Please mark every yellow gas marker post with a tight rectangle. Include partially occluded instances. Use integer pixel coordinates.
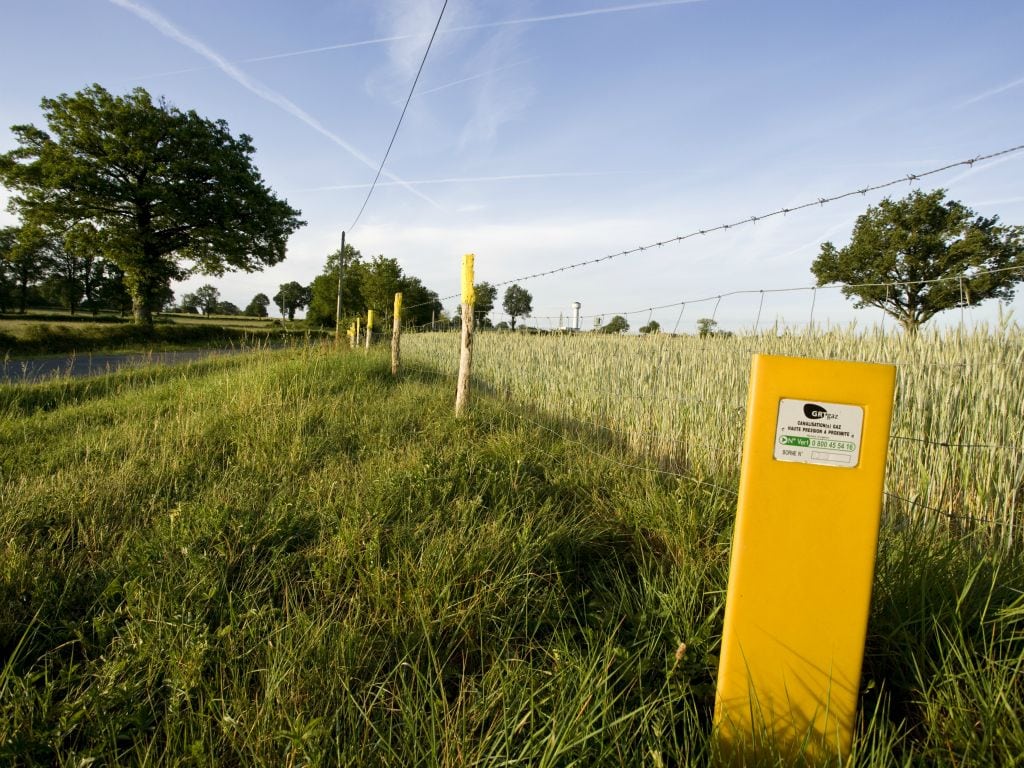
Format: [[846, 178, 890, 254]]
[[713, 354, 896, 763]]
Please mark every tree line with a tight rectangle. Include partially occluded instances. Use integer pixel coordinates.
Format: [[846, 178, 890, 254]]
[[0, 222, 155, 315]]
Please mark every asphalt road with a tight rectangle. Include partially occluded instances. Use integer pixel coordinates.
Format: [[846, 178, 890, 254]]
[[0, 348, 240, 384]]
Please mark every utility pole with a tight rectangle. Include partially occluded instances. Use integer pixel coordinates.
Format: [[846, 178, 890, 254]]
[[334, 231, 346, 345]]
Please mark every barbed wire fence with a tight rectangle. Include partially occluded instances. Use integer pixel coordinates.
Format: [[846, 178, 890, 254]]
[[348, 143, 1024, 545], [395, 342, 1022, 547], [401, 143, 1024, 315]]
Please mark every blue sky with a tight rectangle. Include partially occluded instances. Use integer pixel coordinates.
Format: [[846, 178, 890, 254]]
[[1, 0, 1023, 330]]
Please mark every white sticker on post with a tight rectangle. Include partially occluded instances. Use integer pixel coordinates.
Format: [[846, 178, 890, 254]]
[[774, 399, 864, 468]]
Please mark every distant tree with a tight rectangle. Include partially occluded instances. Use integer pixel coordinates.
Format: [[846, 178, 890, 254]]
[[697, 317, 718, 337], [495, 321, 510, 331], [359, 255, 403, 317], [97, 263, 133, 317], [244, 293, 271, 317], [188, 284, 221, 315], [454, 282, 497, 328], [502, 284, 533, 330], [63, 223, 107, 315], [0, 227, 16, 313], [215, 301, 241, 315], [3, 224, 54, 313], [305, 244, 443, 329], [639, 320, 661, 334], [307, 243, 364, 328], [36, 238, 83, 314], [812, 189, 1024, 333], [274, 281, 309, 320], [178, 293, 201, 314], [475, 282, 497, 326], [601, 315, 629, 334], [0, 84, 303, 326], [398, 274, 442, 327]]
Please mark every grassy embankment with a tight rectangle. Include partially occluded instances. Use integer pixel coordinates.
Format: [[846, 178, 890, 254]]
[[0, 311, 308, 358], [1, 344, 1022, 766]]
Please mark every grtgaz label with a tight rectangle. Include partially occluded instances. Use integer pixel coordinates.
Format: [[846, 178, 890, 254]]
[[773, 399, 864, 468]]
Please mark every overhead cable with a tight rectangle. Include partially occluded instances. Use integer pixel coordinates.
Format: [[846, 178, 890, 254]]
[[347, 0, 449, 233]]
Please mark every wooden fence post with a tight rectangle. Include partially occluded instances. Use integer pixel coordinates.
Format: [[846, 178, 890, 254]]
[[391, 292, 403, 376], [365, 310, 374, 350], [354, 317, 360, 348], [455, 254, 475, 417]]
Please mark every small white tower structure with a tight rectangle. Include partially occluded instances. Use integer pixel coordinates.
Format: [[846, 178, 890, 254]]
[[571, 302, 581, 331]]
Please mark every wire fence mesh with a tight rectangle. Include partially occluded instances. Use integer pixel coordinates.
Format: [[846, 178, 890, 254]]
[[396, 324, 1023, 546]]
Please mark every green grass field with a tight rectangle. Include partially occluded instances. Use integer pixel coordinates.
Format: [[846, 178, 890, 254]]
[[1, 344, 1021, 766]]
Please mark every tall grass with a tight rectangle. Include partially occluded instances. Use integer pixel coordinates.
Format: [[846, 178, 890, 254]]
[[1, 347, 1022, 765], [403, 325, 1024, 544]]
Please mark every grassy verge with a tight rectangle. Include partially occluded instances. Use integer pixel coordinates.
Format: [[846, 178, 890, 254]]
[[0, 319, 308, 358], [1, 349, 1021, 765]]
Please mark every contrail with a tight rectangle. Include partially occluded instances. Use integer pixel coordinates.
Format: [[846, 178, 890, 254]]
[[450, 0, 705, 33], [131, 34, 412, 80], [245, 34, 412, 64], [108, 0, 440, 209], [298, 171, 620, 192], [958, 74, 1024, 108], [134, 0, 704, 75], [409, 59, 535, 101]]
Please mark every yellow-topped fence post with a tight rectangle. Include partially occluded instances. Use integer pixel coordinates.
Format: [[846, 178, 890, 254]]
[[713, 353, 896, 764], [365, 310, 374, 350], [455, 254, 475, 417], [391, 292, 403, 376]]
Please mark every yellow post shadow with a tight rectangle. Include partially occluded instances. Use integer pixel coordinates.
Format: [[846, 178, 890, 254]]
[[713, 354, 896, 763]]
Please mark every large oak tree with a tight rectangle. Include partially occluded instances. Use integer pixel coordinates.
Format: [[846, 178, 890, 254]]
[[0, 85, 304, 325], [812, 189, 1023, 332]]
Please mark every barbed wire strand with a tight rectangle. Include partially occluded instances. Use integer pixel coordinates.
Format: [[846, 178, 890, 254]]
[[398, 356, 1021, 453], [386, 355, 1018, 528], [573, 263, 1024, 321], [404, 143, 1024, 311]]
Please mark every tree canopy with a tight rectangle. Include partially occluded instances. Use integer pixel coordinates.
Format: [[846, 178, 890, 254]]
[[639, 320, 660, 334], [474, 282, 497, 327], [245, 293, 271, 317], [812, 189, 1023, 332], [502, 284, 532, 330], [306, 246, 443, 329], [697, 318, 718, 337], [274, 281, 310, 321], [1, 224, 53, 313], [181, 284, 221, 315], [0, 84, 304, 325], [601, 315, 629, 334]]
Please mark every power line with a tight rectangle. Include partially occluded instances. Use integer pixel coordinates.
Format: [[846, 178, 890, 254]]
[[405, 142, 1024, 310], [347, 0, 449, 233]]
